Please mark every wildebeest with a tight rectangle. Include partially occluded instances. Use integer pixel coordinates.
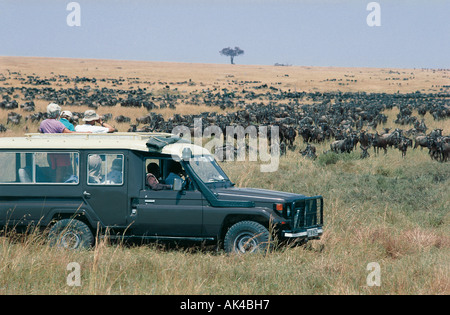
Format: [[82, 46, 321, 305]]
[[214, 144, 242, 161], [372, 130, 401, 154], [20, 101, 35, 112], [115, 115, 131, 123], [440, 142, 450, 162], [414, 135, 430, 150], [330, 138, 353, 154], [7, 112, 22, 125], [397, 136, 413, 158], [300, 144, 317, 160]]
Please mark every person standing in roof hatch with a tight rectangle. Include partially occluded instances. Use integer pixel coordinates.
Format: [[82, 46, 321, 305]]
[[60, 110, 76, 132], [39, 103, 76, 134], [75, 110, 116, 133]]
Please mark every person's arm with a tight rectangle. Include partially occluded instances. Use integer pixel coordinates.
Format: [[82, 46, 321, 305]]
[[64, 128, 91, 134], [147, 174, 172, 190], [98, 119, 116, 133]]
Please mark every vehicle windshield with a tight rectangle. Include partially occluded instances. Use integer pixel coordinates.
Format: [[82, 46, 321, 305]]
[[189, 155, 230, 184]]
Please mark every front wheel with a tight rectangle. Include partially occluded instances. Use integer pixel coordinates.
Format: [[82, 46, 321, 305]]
[[48, 219, 94, 250], [224, 221, 271, 254]]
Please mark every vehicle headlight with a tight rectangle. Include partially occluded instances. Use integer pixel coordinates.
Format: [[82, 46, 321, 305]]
[[286, 205, 292, 217]]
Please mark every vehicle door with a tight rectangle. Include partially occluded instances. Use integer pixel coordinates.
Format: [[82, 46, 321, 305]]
[[82, 153, 128, 227], [131, 158, 204, 237], [0, 151, 82, 226]]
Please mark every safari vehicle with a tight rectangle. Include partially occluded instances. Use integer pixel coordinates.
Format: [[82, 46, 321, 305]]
[[0, 133, 323, 253]]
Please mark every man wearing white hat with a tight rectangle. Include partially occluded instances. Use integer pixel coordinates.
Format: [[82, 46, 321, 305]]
[[75, 110, 115, 133], [39, 103, 75, 134]]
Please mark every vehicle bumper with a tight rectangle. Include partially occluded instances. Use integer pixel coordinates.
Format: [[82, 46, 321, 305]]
[[282, 226, 323, 239]]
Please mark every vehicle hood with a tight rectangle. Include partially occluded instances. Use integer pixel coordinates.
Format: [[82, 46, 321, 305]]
[[212, 187, 306, 204]]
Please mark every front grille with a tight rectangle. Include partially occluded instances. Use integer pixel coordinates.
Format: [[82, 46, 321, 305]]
[[292, 197, 323, 229]]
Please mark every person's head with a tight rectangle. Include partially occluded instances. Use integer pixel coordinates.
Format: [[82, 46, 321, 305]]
[[111, 158, 123, 171], [88, 154, 102, 176], [169, 162, 184, 175], [83, 110, 100, 124], [47, 103, 61, 119], [60, 110, 73, 121], [147, 163, 160, 178]]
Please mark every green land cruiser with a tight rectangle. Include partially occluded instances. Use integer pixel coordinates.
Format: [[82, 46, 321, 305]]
[[0, 133, 323, 253]]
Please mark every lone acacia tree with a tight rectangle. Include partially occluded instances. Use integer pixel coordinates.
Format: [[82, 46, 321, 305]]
[[219, 47, 244, 65]]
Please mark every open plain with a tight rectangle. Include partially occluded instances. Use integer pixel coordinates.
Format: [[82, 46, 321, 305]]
[[0, 56, 449, 295]]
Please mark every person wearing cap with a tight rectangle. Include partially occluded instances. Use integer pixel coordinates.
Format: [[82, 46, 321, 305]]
[[60, 110, 76, 132], [88, 154, 104, 184], [75, 110, 116, 133], [39, 103, 75, 134]]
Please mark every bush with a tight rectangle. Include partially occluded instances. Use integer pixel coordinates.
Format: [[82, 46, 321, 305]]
[[316, 152, 340, 166], [316, 151, 359, 166]]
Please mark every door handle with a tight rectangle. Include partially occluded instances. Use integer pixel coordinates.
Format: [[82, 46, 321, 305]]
[[83, 191, 91, 199]]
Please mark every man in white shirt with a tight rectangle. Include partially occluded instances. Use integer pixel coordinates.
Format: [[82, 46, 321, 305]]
[[75, 110, 116, 133]]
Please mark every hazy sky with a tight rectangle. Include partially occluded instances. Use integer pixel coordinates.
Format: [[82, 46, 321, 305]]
[[0, 0, 448, 68]]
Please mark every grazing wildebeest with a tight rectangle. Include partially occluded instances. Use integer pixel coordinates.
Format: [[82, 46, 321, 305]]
[[282, 125, 297, 147], [372, 130, 400, 154], [397, 137, 413, 158], [101, 113, 113, 122], [330, 138, 353, 154], [440, 142, 450, 162], [414, 135, 430, 150], [136, 114, 152, 125], [442, 143, 450, 162], [115, 115, 131, 123], [214, 144, 241, 161], [7, 112, 22, 125], [359, 130, 371, 148], [300, 144, 317, 160]]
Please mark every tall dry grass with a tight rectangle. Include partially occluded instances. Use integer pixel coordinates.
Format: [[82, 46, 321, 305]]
[[1, 132, 449, 295]]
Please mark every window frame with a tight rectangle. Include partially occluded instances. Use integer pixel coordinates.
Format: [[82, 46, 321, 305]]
[[87, 153, 125, 186], [0, 150, 80, 185]]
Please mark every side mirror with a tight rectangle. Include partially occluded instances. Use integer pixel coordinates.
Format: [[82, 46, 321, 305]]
[[173, 177, 183, 191], [182, 147, 192, 161]]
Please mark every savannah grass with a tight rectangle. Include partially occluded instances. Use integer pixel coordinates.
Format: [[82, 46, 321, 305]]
[[1, 138, 448, 295]]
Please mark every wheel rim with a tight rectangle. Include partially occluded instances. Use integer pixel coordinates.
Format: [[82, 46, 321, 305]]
[[60, 231, 82, 249], [234, 232, 259, 253]]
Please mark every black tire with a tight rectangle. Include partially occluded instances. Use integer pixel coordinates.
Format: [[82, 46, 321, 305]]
[[48, 219, 94, 250], [224, 221, 271, 254]]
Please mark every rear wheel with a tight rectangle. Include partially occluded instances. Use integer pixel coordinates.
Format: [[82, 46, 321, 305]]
[[48, 219, 94, 250], [224, 221, 270, 254]]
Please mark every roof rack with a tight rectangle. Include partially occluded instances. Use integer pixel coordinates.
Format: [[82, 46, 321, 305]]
[[0, 132, 209, 156], [24, 132, 174, 141]]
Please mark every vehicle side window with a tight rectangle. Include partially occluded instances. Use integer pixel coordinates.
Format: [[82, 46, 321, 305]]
[[144, 158, 194, 191], [87, 154, 124, 185], [0, 152, 79, 184], [145, 159, 161, 180], [36, 152, 79, 183]]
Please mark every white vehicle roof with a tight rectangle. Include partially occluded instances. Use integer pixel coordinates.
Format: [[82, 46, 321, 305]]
[[0, 133, 212, 158]]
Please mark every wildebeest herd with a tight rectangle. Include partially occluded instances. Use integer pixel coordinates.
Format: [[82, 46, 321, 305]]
[[0, 72, 449, 162]]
